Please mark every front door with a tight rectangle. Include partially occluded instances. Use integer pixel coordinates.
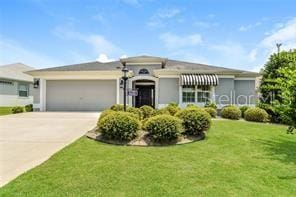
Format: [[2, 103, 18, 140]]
[[135, 85, 155, 108]]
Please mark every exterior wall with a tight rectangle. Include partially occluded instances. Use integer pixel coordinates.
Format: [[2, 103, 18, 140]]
[[234, 79, 257, 105], [32, 79, 40, 105], [0, 78, 33, 106], [214, 78, 234, 108], [158, 78, 179, 108], [46, 80, 116, 111], [127, 64, 161, 76]]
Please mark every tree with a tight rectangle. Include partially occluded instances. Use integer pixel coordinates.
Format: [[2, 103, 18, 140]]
[[259, 49, 296, 122], [275, 63, 296, 134]]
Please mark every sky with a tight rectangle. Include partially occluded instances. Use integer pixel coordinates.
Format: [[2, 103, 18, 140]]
[[0, 0, 296, 71]]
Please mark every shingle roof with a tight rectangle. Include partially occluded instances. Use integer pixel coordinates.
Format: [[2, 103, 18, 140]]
[[0, 63, 34, 82], [29, 55, 258, 75]]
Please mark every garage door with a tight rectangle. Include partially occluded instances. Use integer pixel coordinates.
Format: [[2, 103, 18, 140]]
[[46, 80, 116, 111]]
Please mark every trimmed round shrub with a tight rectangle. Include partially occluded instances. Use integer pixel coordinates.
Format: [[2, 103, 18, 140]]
[[110, 104, 125, 111], [168, 102, 178, 107], [204, 107, 217, 118], [126, 107, 142, 120], [175, 108, 212, 135], [239, 106, 250, 118], [11, 106, 24, 114], [221, 105, 241, 120], [25, 104, 33, 112], [144, 115, 183, 142], [165, 105, 180, 116], [186, 104, 200, 109], [140, 105, 155, 119], [153, 108, 170, 116], [204, 102, 217, 109], [97, 110, 116, 125], [99, 111, 140, 141], [244, 107, 269, 122]]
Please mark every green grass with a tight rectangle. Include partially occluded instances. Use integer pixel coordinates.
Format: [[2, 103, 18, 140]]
[[1, 120, 296, 196], [0, 107, 13, 116]]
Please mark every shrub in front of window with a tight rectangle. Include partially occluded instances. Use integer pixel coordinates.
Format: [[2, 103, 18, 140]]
[[144, 115, 183, 142], [239, 106, 250, 118], [140, 105, 155, 119], [98, 111, 140, 141], [204, 102, 217, 109], [11, 106, 24, 114], [244, 107, 269, 122], [221, 105, 241, 120], [25, 104, 33, 112], [175, 108, 212, 136], [204, 107, 217, 118], [186, 104, 199, 108]]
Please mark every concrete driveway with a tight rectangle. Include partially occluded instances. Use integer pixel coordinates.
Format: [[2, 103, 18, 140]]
[[0, 112, 100, 187]]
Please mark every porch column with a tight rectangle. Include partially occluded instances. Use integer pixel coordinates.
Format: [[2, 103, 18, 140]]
[[39, 79, 46, 111]]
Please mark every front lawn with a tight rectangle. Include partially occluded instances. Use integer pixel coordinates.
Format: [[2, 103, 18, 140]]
[[1, 120, 295, 196], [0, 107, 13, 116]]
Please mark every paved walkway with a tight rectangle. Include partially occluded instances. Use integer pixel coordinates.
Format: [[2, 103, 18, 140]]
[[0, 112, 100, 187]]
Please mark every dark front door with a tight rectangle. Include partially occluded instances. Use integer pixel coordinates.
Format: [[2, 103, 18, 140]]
[[135, 85, 155, 108]]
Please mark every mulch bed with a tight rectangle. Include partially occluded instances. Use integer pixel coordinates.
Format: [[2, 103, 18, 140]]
[[86, 127, 205, 146]]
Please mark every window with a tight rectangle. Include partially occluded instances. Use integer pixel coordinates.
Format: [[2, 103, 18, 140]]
[[182, 85, 212, 103], [182, 85, 195, 103], [139, 68, 149, 75], [19, 84, 29, 97], [197, 85, 211, 103]]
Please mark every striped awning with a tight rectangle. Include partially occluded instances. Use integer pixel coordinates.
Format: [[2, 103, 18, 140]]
[[181, 74, 219, 86]]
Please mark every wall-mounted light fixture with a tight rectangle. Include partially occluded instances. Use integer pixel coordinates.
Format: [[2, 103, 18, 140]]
[[33, 79, 39, 88]]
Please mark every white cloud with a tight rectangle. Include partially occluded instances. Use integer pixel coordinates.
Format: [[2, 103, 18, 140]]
[[147, 8, 181, 27], [239, 22, 262, 32], [0, 38, 62, 68], [53, 26, 123, 56], [260, 18, 296, 50], [96, 53, 115, 62], [159, 32, 202, 50], [120, 54, 128, 59]]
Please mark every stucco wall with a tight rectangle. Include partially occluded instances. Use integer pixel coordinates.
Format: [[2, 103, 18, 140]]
[[127, 64, 162, 76], [234, 80, 257, 105], [0, 80, 17, 95], [158, 78, 179, 106], [32, 79, 40, 104], [0, 79, 33, 106], [214, 78, 234, 106]]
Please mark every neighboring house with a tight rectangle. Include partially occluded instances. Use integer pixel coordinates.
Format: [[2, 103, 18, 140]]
[[27, 56, 260, 111], [0, 63, 34, 106]]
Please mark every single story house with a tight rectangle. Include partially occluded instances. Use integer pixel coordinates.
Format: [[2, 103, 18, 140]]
[[27, 55, 260, 111], [0, 63, 34, 106]]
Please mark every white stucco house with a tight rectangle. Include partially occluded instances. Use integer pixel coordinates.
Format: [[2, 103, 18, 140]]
[[27, 56, 260, 111], [0, 63, 34, 106]]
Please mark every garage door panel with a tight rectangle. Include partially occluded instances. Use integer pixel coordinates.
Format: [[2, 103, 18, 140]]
[[46, 80, 116, 111]]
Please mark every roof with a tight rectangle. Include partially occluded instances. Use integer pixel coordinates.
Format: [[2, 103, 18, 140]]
[[0, 63, 34, 82], [28, 55, 259, 76]]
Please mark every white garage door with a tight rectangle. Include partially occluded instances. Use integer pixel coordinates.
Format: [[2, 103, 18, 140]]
[[46, 80, 116, 111]]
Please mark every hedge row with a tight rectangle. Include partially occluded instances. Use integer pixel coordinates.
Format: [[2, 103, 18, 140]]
[[97, 104, 212, 142]]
